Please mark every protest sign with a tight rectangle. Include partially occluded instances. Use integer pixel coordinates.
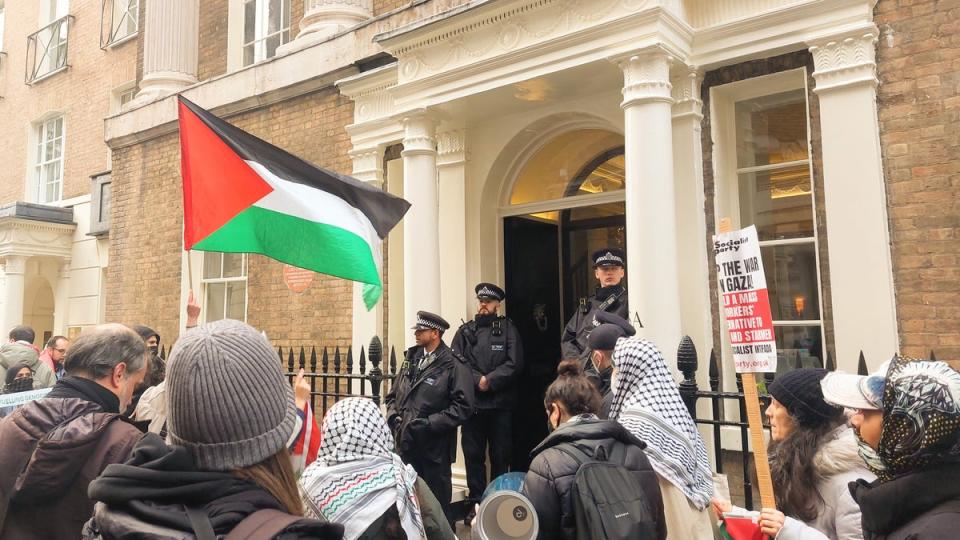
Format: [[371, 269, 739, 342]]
[[0, 387, 52, 408], [715, 219, 777, 511], [714, 224, 778, 373]]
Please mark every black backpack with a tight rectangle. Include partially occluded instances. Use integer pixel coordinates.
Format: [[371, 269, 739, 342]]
[[554, 442, 658, 540]]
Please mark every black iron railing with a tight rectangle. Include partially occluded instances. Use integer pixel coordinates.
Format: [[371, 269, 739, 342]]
[[26, 16, 72, 84]]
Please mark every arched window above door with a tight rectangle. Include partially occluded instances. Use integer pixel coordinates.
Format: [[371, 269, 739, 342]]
[[508, 129, 624, 206]]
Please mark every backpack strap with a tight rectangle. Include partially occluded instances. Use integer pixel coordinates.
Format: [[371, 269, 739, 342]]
[[226, 509, 302, 540], [185, 506, 216, 540], [553, 442, 598, 466]]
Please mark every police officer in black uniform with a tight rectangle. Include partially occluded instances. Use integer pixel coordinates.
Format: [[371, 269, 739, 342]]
[[561, 247, 629, 362], [451, 283, 524, 523], [385, 310, 474, 524]]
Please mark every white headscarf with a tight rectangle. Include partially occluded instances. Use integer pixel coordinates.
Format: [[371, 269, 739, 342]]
[[609, 338, 713, 510], [299, 398, 426, 540]]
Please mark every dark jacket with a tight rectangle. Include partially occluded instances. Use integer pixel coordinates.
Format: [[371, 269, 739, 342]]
[[82, 433, 343, 540], [851, 460, 960, 540], [451, 315, 524, 409], [522, 417, 666, 540], [385, 342, 474, 463], [0, 377, 144, 539], [560, 286, 629, 361], [357, 477, 453, 540]]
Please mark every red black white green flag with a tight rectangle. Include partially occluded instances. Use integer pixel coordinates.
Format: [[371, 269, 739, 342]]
[[177, 96, 409, 308]]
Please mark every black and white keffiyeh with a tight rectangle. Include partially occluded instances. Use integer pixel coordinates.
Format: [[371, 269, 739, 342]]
[[299, 398, 426, 540], [608, 337, 713, 510]]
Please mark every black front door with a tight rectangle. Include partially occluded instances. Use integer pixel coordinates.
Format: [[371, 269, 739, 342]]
[[504, 215, 562, 471]]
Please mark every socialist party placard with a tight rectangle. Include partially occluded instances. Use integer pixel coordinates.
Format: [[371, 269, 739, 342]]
[[714, 225, 777, 373]]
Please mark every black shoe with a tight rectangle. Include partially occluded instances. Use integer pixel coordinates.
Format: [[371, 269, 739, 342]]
[[464, 506, 477, 527]]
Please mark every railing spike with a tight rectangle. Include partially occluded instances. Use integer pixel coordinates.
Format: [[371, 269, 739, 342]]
[[857, 350, 868, 375]]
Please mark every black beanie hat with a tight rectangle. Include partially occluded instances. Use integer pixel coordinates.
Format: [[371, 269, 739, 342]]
[[768, 368, 843, 428]]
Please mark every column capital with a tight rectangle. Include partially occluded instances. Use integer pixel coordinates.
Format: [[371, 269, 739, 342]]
[[437, 130, 466, 166], [401, 112, 437, 158], [349, 146, 384, 186], [616, 49, 674, 109], [808, 30, 879, 94], [2, 255, 27, 275], [671, 66, 703, 122]]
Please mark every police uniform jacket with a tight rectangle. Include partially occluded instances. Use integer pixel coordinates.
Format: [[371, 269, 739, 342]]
[[451, 316, 524, 410], [560, 286, 629, 361], [385, 342, 474, 463]]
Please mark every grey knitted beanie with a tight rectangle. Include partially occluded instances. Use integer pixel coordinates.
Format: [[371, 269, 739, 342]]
[[166, 319, 297, 471]]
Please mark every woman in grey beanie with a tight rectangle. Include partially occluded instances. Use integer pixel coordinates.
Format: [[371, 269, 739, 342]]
[[84, 319, 344, 540]]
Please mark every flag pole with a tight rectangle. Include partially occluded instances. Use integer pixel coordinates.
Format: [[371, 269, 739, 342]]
[[186, 250, 194, 292], [718, 217, 776, 510]]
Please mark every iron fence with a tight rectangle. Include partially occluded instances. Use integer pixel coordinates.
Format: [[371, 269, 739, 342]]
[[26, 16, 72, 84]]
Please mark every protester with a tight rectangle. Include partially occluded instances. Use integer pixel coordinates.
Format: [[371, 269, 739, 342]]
[[0, 324, 148, 539], [37, 335, 69, 380], [0, 364, 36, 417], [821, 357, 960, 540], [300, 397, 454, 540], [0, 325, 55, 389], [84, 319, 343, 539], [585, 311, 634, 418], [608, 337, 714, 538], [522, 359, 666, 540], [713, 368, 872, 539]]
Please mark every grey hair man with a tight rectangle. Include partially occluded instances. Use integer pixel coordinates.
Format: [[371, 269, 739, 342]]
[[0, 324, 148, 539]]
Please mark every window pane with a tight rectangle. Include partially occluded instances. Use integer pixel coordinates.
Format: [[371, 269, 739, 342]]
[[222, 253, 244, 278], [226, 281, 246, 320], [761, 243, 821, 321], [243, 43, 255, 67], [243, 0, 256, 44], [205, 283, 226, 322], [203, 252, 222, 279], [738, 165, 814, 241], [735, 89, 809, 169], [264, 33, 281, 59], [267, 0, 282, 33], [99, 182, 112, 222], [773, 325, 823, 378]]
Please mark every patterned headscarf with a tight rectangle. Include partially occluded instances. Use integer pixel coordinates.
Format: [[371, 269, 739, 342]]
[[299, 398, 426, 540], [867, 358, 960, 482], [608, 338, 714, 509]]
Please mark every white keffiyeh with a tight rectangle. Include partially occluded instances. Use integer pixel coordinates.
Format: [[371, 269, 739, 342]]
[[608, 338, 714, 510], [299, 398, 426, 540]]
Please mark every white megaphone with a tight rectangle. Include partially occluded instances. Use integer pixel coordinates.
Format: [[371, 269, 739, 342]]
[[471, 472, 539, 540]]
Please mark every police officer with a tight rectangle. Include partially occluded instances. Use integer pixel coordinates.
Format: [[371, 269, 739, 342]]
[[586, 311, 635, 418], [451, 283, 524, 523], [561, 247, 629, 361], [385, 310, 474, 524]]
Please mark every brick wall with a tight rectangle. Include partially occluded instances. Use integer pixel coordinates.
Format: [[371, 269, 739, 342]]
[[374, 0, 411, 16], [700, 51, 836, 369], [875, 0, 960, 360], [107, 88, 355, 348], [197, 0, 229, 81]]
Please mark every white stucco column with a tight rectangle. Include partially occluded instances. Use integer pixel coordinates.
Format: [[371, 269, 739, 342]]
[[618, 50, 684, 358], [808, 30, 899, 366], [437, 130, 469, 326], [671, 67, 714, 373], [1, 256, 27, 336], [350, 146, 386, 374], [135, 0, 199, 103], [53, 262, 70, 335], [279, 0, 373, 54], [402, 113, 441, 347]]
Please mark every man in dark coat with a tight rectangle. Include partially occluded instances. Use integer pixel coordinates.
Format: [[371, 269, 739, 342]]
[[386, 311, 474, 524], [452, 283, 524, 521], [585, 312, 634, 418], [561, 248, 629, 362], [0, 324, 148, 539]]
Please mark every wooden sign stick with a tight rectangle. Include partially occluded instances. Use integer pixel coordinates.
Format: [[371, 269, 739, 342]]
[[718, 218, 776, 510]]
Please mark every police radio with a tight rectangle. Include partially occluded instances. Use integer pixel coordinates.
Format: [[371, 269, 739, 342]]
[[471, 472, 538, 540]]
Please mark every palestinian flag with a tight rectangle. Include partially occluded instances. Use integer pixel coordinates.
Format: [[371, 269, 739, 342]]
[[177, 97, 409, 308]]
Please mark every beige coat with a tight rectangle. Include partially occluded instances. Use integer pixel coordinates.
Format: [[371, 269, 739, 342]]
[[658, 475, 715, 539]]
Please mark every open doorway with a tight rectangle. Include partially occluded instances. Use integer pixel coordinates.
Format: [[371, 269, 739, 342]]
[[501, 131, 625, 471]]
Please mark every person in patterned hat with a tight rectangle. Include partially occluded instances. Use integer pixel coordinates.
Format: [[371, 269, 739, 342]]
[[451, 283, 524, 525], [561, 247, 629, 362], [822, 357, 960, 539], [385, 310, 474, 526]]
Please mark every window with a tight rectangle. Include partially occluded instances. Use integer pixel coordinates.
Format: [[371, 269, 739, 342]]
[[721, 76, 825, 377], [119, 87, 135, 106], [26, 0, 70, 83], [242, 0, 290, 66], [89, 172, 111, 236], [202, 252, 248, 322], [35, 116, 65, 204], [101, 0, 138, 47]]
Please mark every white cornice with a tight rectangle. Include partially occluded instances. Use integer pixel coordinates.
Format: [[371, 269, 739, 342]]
[[0, 217, 75, 260]]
